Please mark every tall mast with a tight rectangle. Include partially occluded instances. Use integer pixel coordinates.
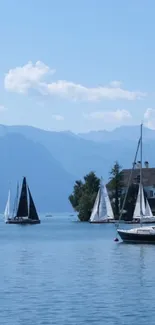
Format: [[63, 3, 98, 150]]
[[97, 178, 102, 219], [140, 123, 143, 224], [16, 182, 19, 214], [12, 182, 19, 217]]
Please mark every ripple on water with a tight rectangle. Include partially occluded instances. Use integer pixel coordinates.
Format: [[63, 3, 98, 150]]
[[0, 217, 155, 324]]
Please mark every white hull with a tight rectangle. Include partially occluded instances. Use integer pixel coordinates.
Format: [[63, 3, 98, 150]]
[[133, 217, 155, 223], [90, 218, 110, 224]]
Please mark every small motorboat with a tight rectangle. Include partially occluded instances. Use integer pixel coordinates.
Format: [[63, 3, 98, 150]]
[[45, 214, 53, 218]]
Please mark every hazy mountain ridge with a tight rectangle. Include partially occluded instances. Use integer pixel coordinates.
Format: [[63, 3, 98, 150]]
[[0, 132, 74, 212], [78, 126, 155, 142], [0, 124, 155, 212]]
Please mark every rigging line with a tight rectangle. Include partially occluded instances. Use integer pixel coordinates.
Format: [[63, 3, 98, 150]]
[[115, 135, 141, 230]]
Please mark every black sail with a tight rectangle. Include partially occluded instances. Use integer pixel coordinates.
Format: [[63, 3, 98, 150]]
[[28, 187, 39, 220], [16, 177, 28, 217]]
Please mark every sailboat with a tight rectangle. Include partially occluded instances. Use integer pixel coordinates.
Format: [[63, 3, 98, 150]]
[[133, 184, 155, 223], [6, 177, 40, 225], [89, 178, 114, 223], [117, 124, 155, 243], [145, 198, 154, 220], [4, 190, 10, 222]]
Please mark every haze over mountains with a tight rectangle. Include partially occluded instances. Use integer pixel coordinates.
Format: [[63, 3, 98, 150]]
[[0, 124, 155, 212], [79, 126, 155, 142]]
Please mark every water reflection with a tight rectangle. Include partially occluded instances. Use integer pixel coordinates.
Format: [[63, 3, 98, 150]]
[[0, 219, 155, 324]]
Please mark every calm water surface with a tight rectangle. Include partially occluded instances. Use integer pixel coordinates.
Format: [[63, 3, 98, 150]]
[[0, 214, 155, 324]]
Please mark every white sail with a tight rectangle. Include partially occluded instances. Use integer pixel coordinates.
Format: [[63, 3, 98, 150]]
[[145, 199, 153, 218], [90, 180, 112, 222], [90, 188, 100, 222], [98, 183, 108, 221], [104, 185, 114, 219], [133, 183, 145, 218], [4, 190, 10, 222]]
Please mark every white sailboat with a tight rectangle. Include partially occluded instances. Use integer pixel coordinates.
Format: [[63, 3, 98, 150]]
[[4, 190, 10, 223], [142, 198, 155, 222], [89, 179, 114, 223], [133, 183, 155, 223], [117, 124, 155, 243]]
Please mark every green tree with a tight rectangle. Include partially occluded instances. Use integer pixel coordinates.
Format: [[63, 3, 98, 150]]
[[69, 171, 100, 221], [108, 161, 123, 219]]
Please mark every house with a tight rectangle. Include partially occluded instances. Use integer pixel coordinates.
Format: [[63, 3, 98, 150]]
[[120, 161, 155, 214], [106, 161, 155, 216], [122, 162, 155, 198]]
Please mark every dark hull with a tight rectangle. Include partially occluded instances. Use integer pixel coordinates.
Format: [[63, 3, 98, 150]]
[[6, 218, 40, 225], [118, 230, 155, 243]]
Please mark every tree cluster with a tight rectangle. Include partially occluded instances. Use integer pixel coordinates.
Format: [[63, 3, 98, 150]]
[[69, 172, 100, 221], [69, 161, 144, 221]]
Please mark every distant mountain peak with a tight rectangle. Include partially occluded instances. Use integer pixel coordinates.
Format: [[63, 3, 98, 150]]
[[78, 125, 155, 142]]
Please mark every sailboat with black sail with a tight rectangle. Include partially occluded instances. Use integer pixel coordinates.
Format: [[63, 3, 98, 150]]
[[117, 124, 155, 243], [6, 177, 40, 224]]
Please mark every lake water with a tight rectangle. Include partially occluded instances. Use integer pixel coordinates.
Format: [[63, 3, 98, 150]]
[[0, 214, 155, 324]]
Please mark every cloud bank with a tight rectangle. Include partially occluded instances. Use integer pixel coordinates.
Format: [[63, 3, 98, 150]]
[[4, 61, 146, 102]]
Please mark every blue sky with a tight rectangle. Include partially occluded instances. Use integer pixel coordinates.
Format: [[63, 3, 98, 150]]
[[0, 0, 155, 132]]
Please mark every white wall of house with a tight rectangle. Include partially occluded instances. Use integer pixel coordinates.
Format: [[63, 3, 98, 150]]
[[121, 186, 155, 199], [144, 186, 155, 198]]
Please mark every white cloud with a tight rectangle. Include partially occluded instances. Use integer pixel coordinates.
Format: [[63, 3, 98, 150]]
[[144, 108, 155, 129], [84, 109, 132, 122], [4, 61, 55, 94], [51, 114, 64, 121], [46, 80, 145, 101], [4, 61, 146, 102]]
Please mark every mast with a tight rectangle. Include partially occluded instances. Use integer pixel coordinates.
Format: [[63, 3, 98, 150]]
[[97, 178, 102, 218], [12, 182, 19, 218], [15, 182, 19, 215], [140, 123, 143, 225]]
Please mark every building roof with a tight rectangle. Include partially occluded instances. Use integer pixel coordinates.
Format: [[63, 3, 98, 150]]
[[121, 168, 155, 187]]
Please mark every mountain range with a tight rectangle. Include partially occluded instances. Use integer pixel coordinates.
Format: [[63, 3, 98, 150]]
[[0, 124, 155, 213]]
